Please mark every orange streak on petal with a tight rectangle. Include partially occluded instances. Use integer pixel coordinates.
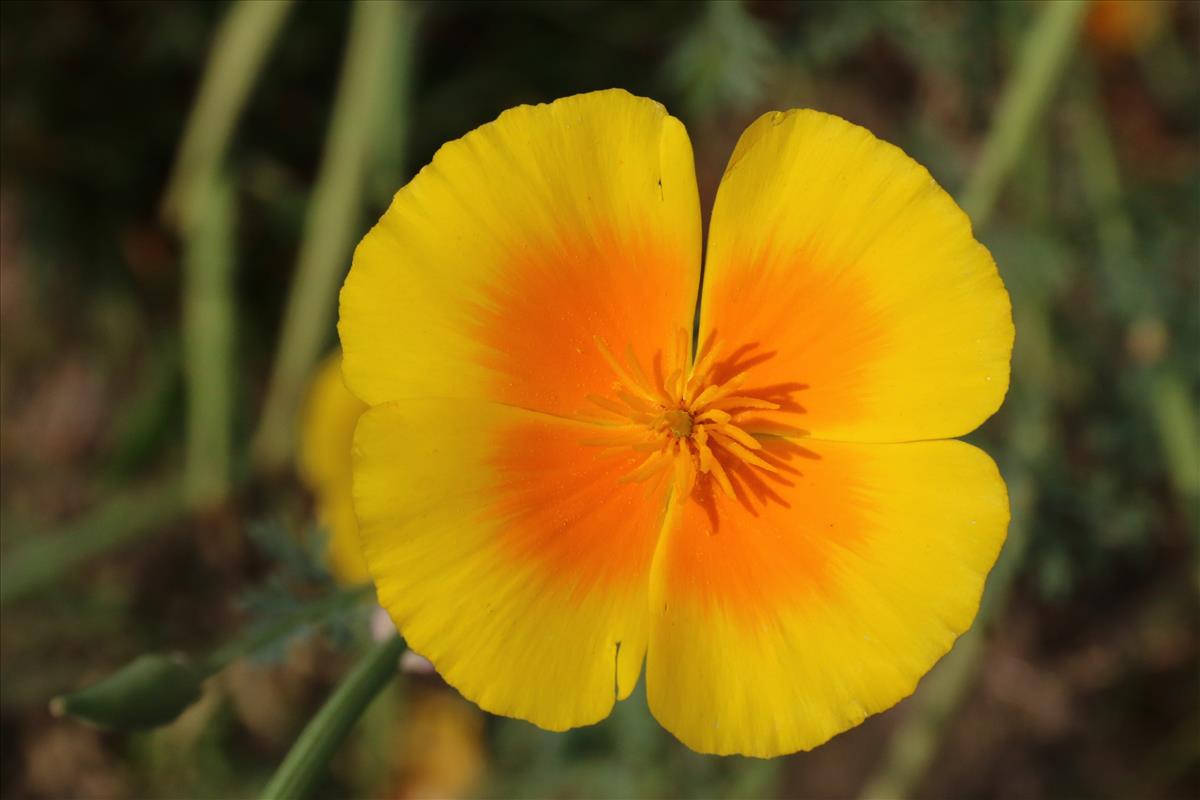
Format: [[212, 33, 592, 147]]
[[660, 438, 869, 621], [472, 229, 696, 420], [488, 417, 670, 603], [701, 250, 880, 435]]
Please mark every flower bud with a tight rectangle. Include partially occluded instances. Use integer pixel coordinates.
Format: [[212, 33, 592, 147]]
[[50, 652, 205, 731]]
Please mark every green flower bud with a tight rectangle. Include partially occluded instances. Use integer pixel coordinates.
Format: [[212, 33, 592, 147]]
[[51, 652, 206, 731]]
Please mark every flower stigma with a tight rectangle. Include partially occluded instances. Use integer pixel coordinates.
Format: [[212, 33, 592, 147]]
[[661, 409, 693, 438], [585, 330, 784, 500]]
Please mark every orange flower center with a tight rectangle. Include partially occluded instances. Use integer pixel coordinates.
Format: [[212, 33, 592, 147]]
[[584, 331, 782, 500]]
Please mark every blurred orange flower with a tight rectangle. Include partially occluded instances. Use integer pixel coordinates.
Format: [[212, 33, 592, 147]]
[[1086, 0, 1166, 54]]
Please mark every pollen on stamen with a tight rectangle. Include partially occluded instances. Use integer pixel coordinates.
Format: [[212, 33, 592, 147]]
[[584, 331, 788, 500]]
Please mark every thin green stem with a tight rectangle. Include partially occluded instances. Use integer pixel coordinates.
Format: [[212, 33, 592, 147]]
[[104, 335, 183, 478], [252, 0, 413, 472], [1071, 74, 1145, 316], [258, 634, 405, 800], [0, 478, 189, 608], [183, 170, 237, 508], [1148, 368, 1200, 516], [960, 0, 1089, 224], [161, 0, 294, 230], [1069, 81, 1199, 519], [367, 4, 420, 207]]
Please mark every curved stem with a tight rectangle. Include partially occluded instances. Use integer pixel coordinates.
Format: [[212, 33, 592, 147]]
[[0, 477, 188, 607], [161, 0, 294, 230], [258, 633, 405, 800], [183, 170, 237, 508], [959, 0, 1089, 224], [252, 0, 413, 472]]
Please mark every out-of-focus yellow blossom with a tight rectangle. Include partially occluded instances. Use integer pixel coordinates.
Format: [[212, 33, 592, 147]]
[[298, 352, 369, 585]]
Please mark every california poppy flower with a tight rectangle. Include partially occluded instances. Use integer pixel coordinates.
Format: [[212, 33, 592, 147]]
[[338, 90, 1012, 757]]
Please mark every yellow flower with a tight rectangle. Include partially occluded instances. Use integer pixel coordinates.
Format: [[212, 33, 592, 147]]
[[298, 352, 370, 585], [338, 90, 1013, 757]]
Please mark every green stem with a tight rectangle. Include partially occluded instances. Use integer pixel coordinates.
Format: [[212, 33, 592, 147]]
[[258, 634, 405, 800], [1070, 73, 1146, 316], [959, 0, 1089, 224], [0, 478, 189, 608], [1067, 82, 1199, 520], [104, 335, 183, 478], [252, 0, 412, 472], [367, 3, 420, 207], [183, 171, 237, 508], [161, 0, 294, 230], [1148, 371, 1200, 517]]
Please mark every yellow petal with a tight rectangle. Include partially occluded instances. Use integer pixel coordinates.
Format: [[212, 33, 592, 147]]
[[298, 353, 370, 585], [699, 110, 1013, 442], [339, 89, 701, 420], [354, 399, 673, 730], [646, 438, 1008, 756]]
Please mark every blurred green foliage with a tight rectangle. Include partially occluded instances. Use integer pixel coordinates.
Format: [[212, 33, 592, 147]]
[[1, 1, 1197, 799]]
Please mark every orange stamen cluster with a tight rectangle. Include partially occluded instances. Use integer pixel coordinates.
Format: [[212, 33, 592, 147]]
[[585, 331, 780, 500]]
